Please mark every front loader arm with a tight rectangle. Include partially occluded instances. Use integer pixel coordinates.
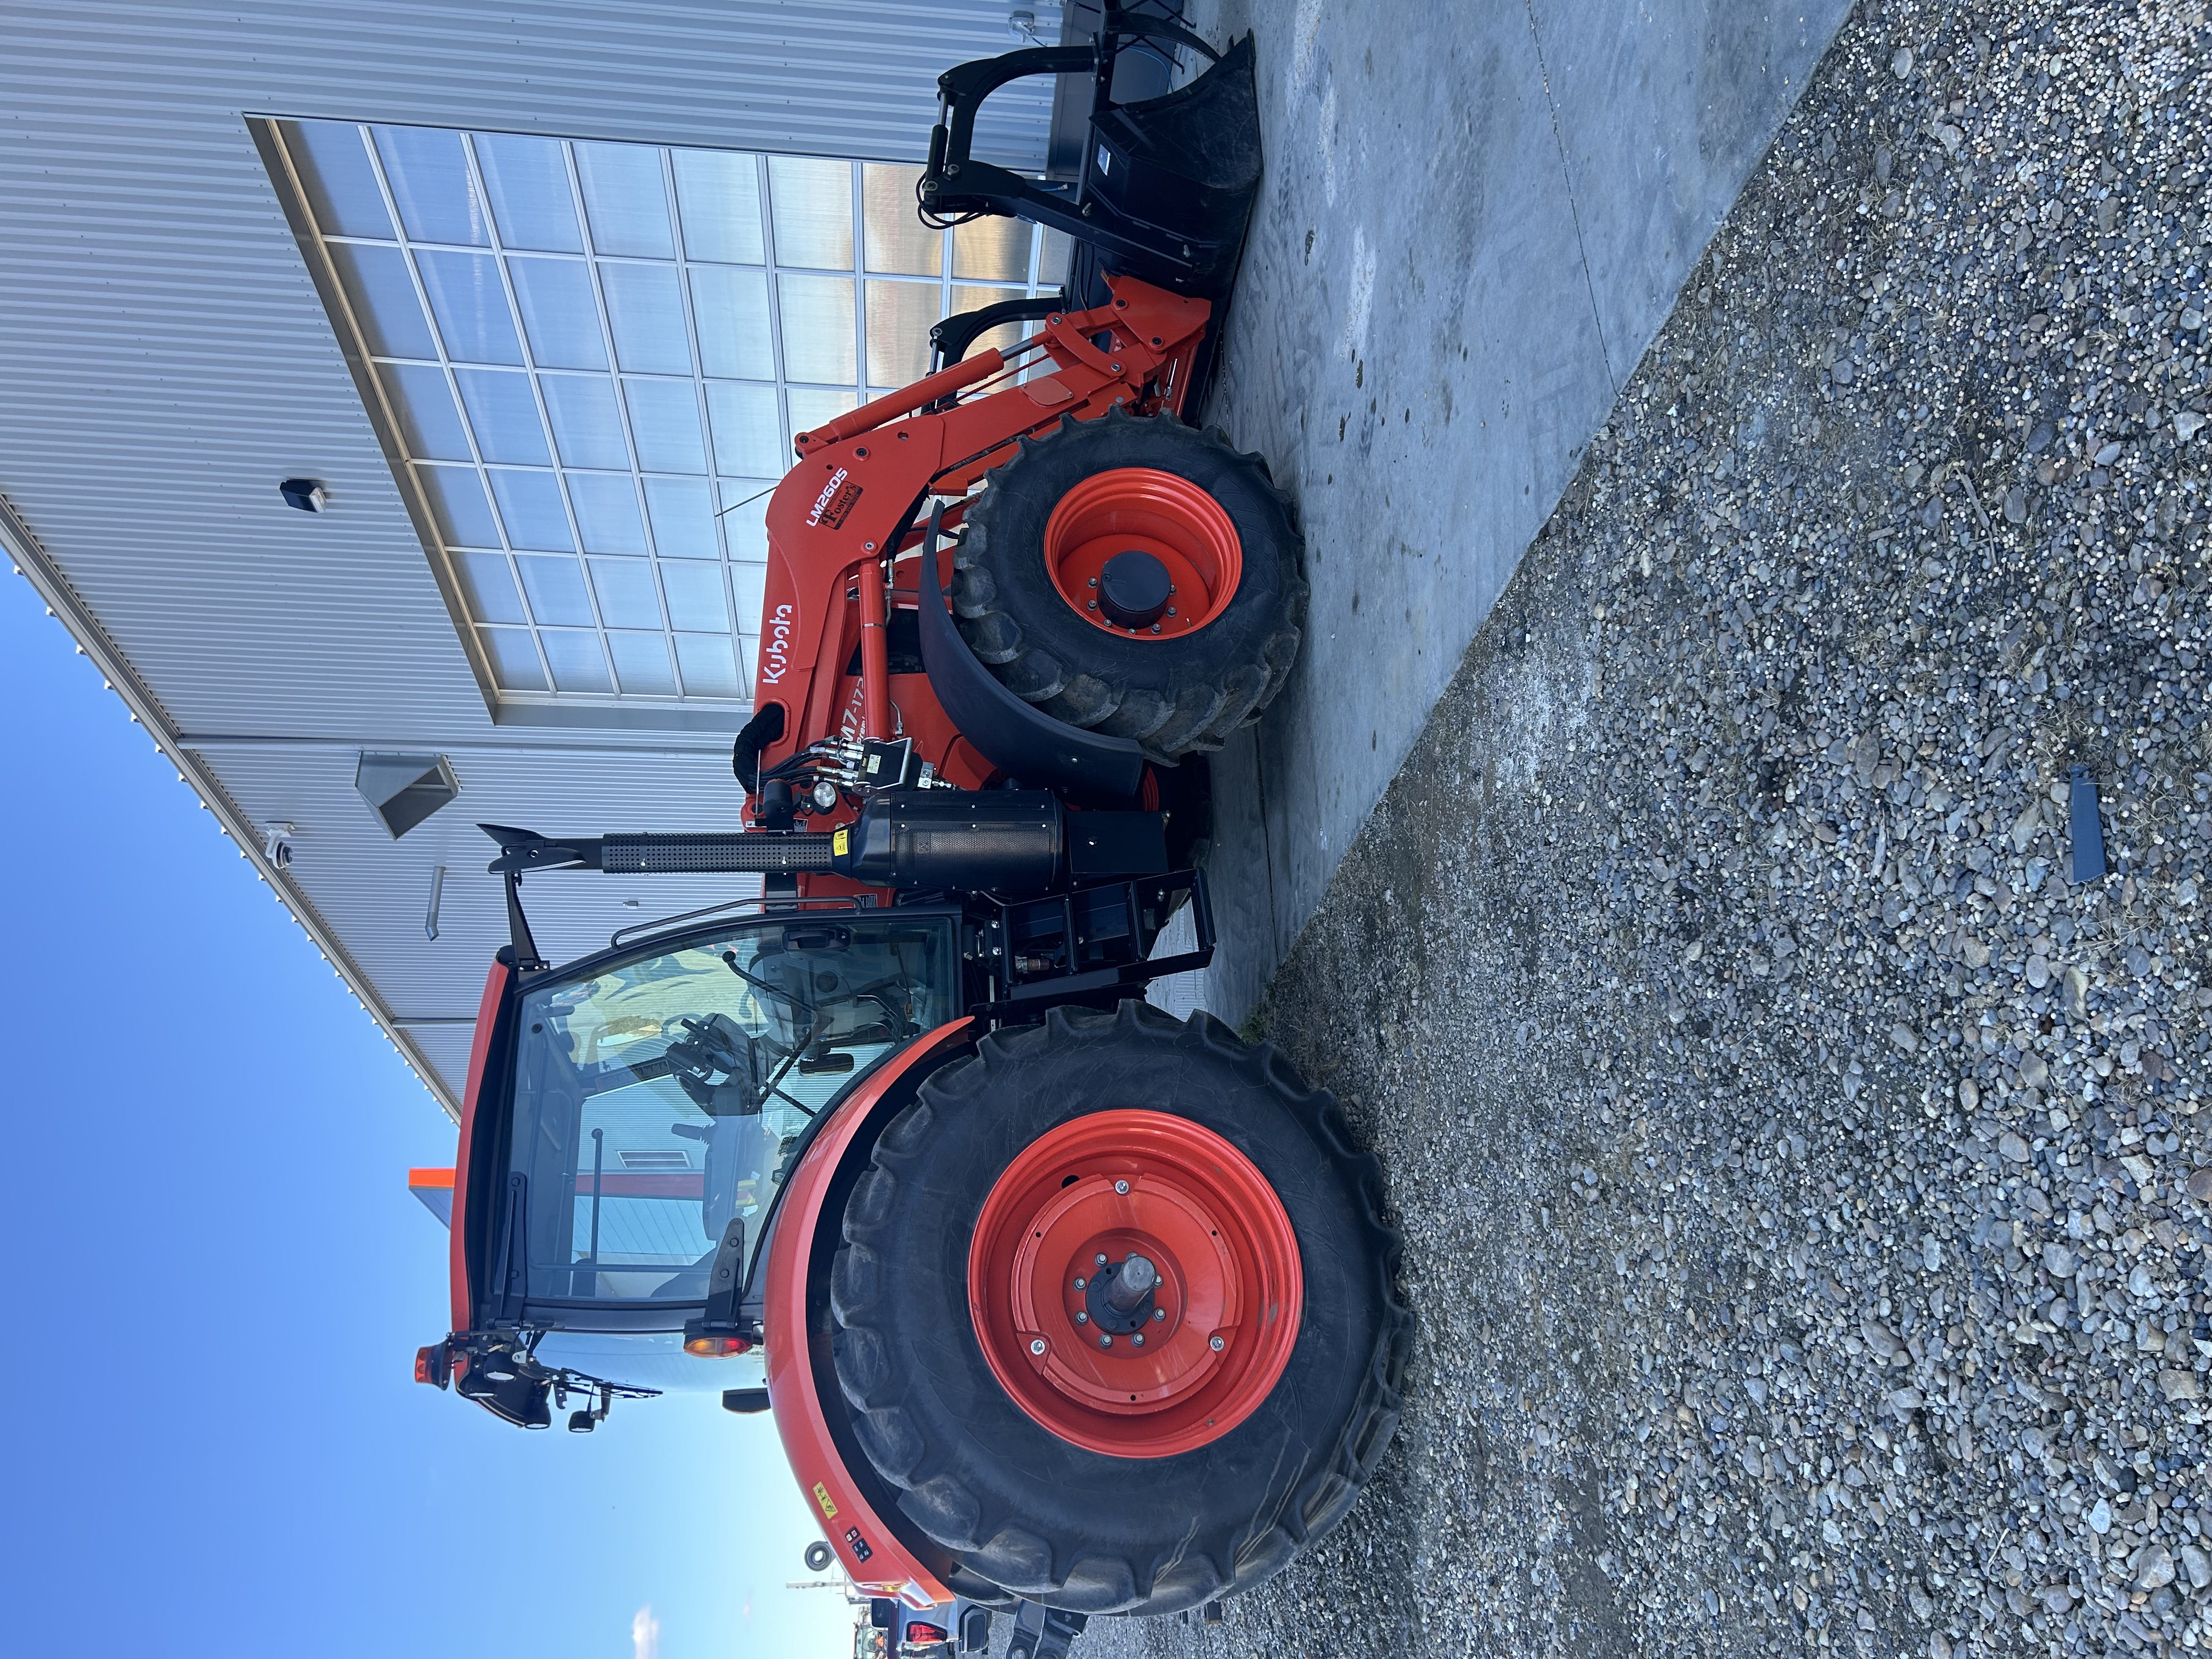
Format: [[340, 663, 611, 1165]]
[[747, 278, 1210, 795]]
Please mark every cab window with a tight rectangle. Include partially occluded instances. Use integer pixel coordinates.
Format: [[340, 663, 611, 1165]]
[[501, 915, 958, 1317]]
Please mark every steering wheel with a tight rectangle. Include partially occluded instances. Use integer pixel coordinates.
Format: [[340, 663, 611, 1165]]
[[664, 1013, 768, 1115]]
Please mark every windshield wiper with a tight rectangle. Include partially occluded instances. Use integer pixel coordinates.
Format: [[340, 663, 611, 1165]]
[[762, 1053, 819, 1118], [720, 950, 821, 1116]]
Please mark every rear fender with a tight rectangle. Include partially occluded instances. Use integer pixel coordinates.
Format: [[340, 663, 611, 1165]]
[[765, 1017, 977, 1606]]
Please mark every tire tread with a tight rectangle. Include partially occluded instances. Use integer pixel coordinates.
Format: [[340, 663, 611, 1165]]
[[830, 1002, 1410, 1617], [956, 413, 1304, 763]]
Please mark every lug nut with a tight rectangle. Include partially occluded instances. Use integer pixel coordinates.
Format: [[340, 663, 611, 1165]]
[[1087, 576, 1098, 587], [1098, 1334, 1113, 1349], [1152, 1307, 1165, 1322], [1029, 1338, 1047, 1356], [1209, 1335, 1225, 1352], [1073, 1277, 1087, 1290], [1074, 1311, 1088, 1324], [1095, 1254, 1108, 1266], [1149, 624, 1161, 634], [1132, 1333, 1144, 1347], [1114, 1179, 1129, 1195]]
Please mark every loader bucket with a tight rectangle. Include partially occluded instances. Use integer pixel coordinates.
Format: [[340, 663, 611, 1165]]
[[1078, 35, 1261, 300], [923, 26, 1262, 304]]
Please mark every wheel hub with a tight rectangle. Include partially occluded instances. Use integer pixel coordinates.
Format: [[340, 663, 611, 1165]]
[[967, 1110, 1303, 1458], [1041, 467, 1244, 639], [1083, 1252, 1160, 1334], [1096, 551, 1172, 629]]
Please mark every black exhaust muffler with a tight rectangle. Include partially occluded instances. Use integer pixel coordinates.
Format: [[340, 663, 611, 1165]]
[[483, 794, 1165, 895], [831, 790, 1064, 891]]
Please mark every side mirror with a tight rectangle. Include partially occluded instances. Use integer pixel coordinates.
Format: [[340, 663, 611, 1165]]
[[567, 1410, 596, 1433]]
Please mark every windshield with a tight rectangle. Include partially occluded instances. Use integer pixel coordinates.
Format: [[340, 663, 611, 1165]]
[[501, 912, 959, 1327]]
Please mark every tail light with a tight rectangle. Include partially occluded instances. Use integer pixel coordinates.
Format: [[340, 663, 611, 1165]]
[[684, 1334, 754, 1358], [414, 1342, 452, 1388], [904, 1622, 947, 1643]]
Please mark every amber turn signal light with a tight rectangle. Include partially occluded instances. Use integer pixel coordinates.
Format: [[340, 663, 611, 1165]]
[[414, 1342, 452, 1388], [683, 1334, 753, 1358]]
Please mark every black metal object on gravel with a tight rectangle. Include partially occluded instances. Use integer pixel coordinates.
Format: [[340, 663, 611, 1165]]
[[2072, 764, 2109, 884]]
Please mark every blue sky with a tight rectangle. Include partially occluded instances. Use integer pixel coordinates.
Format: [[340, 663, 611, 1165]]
[[0, 575, 849, 1657]]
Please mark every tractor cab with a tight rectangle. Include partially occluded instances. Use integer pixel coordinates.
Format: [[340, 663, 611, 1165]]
[[417, 907, 964, 1430]]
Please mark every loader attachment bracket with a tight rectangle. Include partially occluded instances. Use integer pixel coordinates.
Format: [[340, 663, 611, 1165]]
[[930, 289, 1066, 371], [921, 13, 1259, 300]]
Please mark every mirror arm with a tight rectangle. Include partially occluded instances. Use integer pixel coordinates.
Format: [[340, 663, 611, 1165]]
[[684, 1218, 751, 1351], [503, 871, 546, 973]]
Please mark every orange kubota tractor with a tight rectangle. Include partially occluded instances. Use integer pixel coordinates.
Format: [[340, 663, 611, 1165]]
[[412, 14, 1409, 1656]]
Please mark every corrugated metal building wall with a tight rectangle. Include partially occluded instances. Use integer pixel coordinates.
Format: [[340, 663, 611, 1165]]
[[0, 1, 1057, 1113]]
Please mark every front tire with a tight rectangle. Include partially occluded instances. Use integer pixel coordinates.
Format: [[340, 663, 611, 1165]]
[[828, 1002, 1410, 1616], [952, 408, 1306, 761]]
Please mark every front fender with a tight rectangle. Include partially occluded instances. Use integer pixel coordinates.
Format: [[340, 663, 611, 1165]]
[[764, 1017, 975, 1607]]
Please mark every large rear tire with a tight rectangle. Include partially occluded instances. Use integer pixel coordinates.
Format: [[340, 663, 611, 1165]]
[[952, 408, 1305, 761], [828, 1002, 1410, 1616]]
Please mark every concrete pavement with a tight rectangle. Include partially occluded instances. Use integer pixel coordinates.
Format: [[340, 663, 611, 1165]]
[[1158, 0, 1854, 1021]]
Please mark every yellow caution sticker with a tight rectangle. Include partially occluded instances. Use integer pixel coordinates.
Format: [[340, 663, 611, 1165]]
[[832, 827, 849, 857], [812, 1481, 838, 1520]]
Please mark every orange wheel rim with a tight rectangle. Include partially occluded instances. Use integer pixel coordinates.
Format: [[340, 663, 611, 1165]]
[[1042, 468, 1244, 639], [967, 1110, 1302, 1458]]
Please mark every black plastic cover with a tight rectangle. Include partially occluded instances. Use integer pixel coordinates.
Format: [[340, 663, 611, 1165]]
[[1065, 811, 1167, 878]]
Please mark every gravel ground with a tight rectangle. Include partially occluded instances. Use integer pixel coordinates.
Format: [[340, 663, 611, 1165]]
[[1080, 1, 2212, 1655]]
